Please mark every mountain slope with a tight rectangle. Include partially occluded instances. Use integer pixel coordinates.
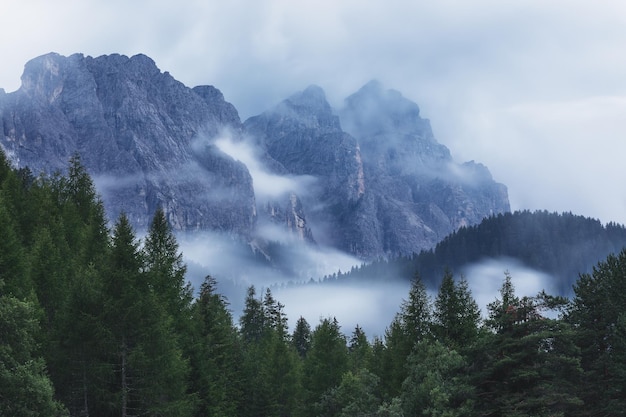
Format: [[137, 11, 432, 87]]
[[246, 81, 510, 258], [0, 52, 255, 233], [1, 52, 509, 261], [337, 210, 626, 294]]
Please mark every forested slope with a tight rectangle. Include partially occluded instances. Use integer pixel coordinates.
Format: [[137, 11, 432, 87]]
[[1, 149, 625, 416], [336, 210, 626, 294]]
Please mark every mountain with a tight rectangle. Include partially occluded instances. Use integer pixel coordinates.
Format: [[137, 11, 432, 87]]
[[0, 52, 509, 263], [245, 81, 510, 258], [0, 52, 256, 235], [334, 210, 626, 295]]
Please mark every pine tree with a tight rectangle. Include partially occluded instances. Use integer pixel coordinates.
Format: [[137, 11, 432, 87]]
[[473, 273, 583, 416], [101, 213, 194, 416], [567, 249, 626, 414], [433, 270, 480, 349], [143, 207, 193, 336], [239, 286, 266, 344], [400, 273, 432, 344], [292, 316, 312, 358], [0, 291, 67, 416], [189, 275, 242, 417], [348, 325, 372, 372], [300, 317, 348, 417]]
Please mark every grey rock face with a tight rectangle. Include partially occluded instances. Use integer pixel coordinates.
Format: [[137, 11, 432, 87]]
[[261, 193, 316, 244], [0, 52, 255, 234], [244, 86, 366, 252], [246, 81, 510, 258], [0, 53, 509, 262]]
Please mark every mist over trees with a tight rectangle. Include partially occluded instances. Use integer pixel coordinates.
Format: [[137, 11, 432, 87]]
[[333, 209, 626, 295], [1, 150, 625, 416]]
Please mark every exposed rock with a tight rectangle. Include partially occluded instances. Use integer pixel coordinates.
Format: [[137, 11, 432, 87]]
[[0, 52, 255, 234], [0, 53, 509, 262], [246, 81, 510, 258]]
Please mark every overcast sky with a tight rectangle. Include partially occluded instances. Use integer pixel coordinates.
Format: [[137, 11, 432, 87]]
[[2, 0, 626, 225]]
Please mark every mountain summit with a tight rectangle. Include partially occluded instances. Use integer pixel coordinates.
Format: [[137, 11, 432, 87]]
[[0, 53, 509, 261]]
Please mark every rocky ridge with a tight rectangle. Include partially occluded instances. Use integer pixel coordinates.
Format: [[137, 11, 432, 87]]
[[0, 52, 510, 262]]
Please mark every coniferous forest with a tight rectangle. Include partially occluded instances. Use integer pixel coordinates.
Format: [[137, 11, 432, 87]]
[[2, 150, 626, 416]]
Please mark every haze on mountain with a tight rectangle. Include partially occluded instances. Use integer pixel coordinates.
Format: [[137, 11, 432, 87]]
[[4, 52, 624, 336], [0, 52, 509, 269]]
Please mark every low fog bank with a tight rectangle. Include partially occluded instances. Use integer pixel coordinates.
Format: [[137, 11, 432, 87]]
[[461, 257, 561, 318], [179, 227, 565, 339], [178, 230, 363, 319], [275, 280, 411, 339]]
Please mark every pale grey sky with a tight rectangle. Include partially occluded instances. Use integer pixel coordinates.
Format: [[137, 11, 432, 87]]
[[2, 0, 626, 225]]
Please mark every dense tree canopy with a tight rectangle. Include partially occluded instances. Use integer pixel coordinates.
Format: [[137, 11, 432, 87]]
[[0, 149, 625, 416]]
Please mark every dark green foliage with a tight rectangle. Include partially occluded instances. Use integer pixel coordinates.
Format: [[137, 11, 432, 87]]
[[335, 210, 626, 295], [99, 213, 194, 416], [316, 369, 381, 417], [1, 147, 626, 416], [0, 292, 67, 416], [401, 340, 474, 417], [432, 270, 480, 349], [189, 275, 241, 417], [0, 195, 30, 298], [473, 274, 583, 416], [567, 248, 626, 415], [292, 316, 312, 358], [348, 325, 372, 372], [377, 274, 433, 400], [239, 285, 266, 344], [301, 317, 349, 417]]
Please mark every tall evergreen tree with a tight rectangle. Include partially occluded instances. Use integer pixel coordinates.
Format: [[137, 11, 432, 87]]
[[100, 213, 194, 416], [300, 317, 348, 417], [239, 285, 266, 344], [432, 270, 480, 349], [379, 274, 433, 400], [567, 248, 626, 414], [0, 290, 67, 417], [189, 275, 242, 417], [144, 207, 193, 335], [348, 325, 372, 372], [292, 316, 312, 358], [473, 274, 583, 416], [400, 273, 432, 344]]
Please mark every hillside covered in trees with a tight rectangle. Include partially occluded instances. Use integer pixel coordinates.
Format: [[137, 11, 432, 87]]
[[2, 150, 626, 416], [333, 210, 626, 295]]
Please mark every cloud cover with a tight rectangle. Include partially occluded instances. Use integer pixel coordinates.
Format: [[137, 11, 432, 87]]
[[2, 0, 626, 226]]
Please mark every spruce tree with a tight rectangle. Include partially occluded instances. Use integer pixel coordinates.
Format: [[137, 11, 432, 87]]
[[567, 249, 626, 414], [189, 275, 242, 417], [0, 291, 67, 416], [101, 213, 194, 416], [292, 316, 312, 358], [433, 271, 480, 349], [300, 317, 348, 416]]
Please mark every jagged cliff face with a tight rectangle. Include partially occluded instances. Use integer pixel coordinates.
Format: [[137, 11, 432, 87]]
[[245, 82, 509, 258], [244, 86, 366, 250], [0, 52, 255, 234], [338, 81, 510, 256], [0, 52, 510, 261]]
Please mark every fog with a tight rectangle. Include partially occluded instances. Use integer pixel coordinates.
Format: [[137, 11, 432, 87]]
[[275, 281, 410, 339], [461, 257, 561, 318], [178, 230, 565, 338], [213, 134, 317, 201]]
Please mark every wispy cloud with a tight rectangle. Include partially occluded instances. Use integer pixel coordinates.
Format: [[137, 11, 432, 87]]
[[214, 134, 316, 201]]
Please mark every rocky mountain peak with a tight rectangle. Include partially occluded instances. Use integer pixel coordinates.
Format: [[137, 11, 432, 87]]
[[1, 52, 510, 263], [341, 79, 431, 139], [271, 84, 340, 132], [1, 52, 254, 233]]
